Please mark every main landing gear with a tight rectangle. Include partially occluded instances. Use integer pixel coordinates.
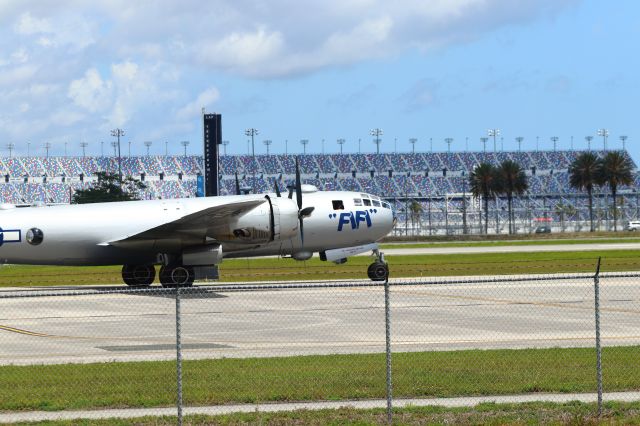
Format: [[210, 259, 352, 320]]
[[367, 249, 389, 282], [122, 264, 195, 287]]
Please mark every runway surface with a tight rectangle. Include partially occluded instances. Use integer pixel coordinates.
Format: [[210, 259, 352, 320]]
[[375, 242, 640, 255], [1, 273, 639, 365]]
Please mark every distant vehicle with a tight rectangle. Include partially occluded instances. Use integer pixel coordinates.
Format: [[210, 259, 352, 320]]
[[627, 221, 640, 231], [535, 225, 552, 234]]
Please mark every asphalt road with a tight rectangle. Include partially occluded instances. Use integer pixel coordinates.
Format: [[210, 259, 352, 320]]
[[376, 242, 640, 255], [1, 273, 639, 365]]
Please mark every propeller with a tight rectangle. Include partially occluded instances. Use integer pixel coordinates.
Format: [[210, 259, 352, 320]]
[[235, 172, 241, 195], [274, 179, 281, 197], [294, 157, 314, 245]]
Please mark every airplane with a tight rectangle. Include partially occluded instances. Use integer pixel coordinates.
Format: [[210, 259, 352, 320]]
[[0, 161, 395, 287]]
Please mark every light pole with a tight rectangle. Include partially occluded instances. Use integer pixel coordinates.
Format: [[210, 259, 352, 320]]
[[358, 138, 361, 153], [321, 138, 325, 154], [263, 139, 272, 155], [550, 136, 559, 152], [110, 141, 118, 156], [285, 139, 288, 155], [337, 138, 346, 154], [181, 141, 190, 157], [300, 139, 309, 154], [64, 141, 68, 157], [409, 138, 417, 153], [394, 137, 397, 153], [536, 136, 539, 151], [144, 141, 152, 156], [487, 129, 500, 152], [165, 141, 168, 156], [465, 136, 469, 151], [597, 128, 609, 150], [128, 141, 131, 157], [221, 140, 229, 156], [585, 136, 593, 150], [6, 143, 14, 158], [245, 128, 259, 158], [111, 128, 125, 183], [370, 128, 383, 154], [620, 135, 628, 150], [100, 141, 104, 157], [43, 142, 51, 158], [80, 142, 88, 157], [515, 136, 524, 152], [429, 137, 433, 153], [27, 142, 31, 157], [444, 137, 453, 153], [480, 137, 488, 153]]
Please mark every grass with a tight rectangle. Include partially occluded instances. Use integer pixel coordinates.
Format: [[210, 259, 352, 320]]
[[1, 346, 639, 412], [16, 401, 640, 425], [1, 249, 640, 286]]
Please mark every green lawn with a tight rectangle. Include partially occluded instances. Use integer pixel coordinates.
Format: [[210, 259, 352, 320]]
[[18, 402, 640, 425], [1, 346, 638, 412], [1, 249, 639, 286]]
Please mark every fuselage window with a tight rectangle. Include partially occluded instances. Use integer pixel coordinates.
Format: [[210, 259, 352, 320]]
[[354, 198, 362, 206], [363, 199, 371, 206], [372, 200, 381, 207], [332, 200, 345, 210]]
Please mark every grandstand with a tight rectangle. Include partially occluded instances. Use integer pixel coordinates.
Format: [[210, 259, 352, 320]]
[[1, 150, 638, 234]]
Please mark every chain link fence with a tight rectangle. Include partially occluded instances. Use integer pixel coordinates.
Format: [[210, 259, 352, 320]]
[[0, 268, 639, 423]]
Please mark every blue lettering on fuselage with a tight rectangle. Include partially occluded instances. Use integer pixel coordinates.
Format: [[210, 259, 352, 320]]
[[336, 210, 373, 231]]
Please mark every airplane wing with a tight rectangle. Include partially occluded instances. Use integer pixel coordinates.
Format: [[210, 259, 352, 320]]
[[103, 198, 266, 247]]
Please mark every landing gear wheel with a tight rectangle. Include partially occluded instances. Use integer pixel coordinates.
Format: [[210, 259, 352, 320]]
[[159, 265, 195, 288], [122, 265, 155, 287], [367, 262, 389, 281]]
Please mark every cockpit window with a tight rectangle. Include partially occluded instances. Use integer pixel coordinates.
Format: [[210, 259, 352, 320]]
[[382, 201, 391, 209], [372, 200, 381, 207], [332, 200, 345, 210], [363, 199, 371, 206], [353, 198, 362, 206]]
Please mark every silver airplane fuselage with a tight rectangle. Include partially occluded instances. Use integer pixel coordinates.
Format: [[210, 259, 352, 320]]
[[0, 190, 394, 266]]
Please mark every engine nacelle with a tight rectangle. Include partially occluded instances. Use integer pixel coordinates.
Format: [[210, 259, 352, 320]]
[[227, 196, 299, 244], [268, 196, 299, 241], [182, 244, 223, 266]]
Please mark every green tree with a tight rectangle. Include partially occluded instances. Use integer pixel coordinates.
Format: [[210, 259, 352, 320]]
[[72, 172, 147, 204], [555, 202, 577, 232], [469, 163, 499, 235], [569, 152, 601, 232], [596, 151, 634, 232], [408, 200, 423, 235], [496, 160, 528, 234]]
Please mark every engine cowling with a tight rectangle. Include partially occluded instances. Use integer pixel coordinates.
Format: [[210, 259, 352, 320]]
[[228, 196, 299, 244], [268, 196, 299, 241]]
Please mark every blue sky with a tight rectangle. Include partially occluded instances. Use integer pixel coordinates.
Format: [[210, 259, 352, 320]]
[[0, 0, 637, 161]]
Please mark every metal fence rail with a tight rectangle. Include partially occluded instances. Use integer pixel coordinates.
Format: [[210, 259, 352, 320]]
[[0, 270, 639, 423]]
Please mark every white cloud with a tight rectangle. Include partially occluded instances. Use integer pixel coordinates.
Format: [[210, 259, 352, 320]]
[[176, 87, 220, 120], [68, 68, 113, 112]]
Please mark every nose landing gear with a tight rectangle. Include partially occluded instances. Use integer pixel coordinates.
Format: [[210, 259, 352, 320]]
[[367, 249, 389, 281]]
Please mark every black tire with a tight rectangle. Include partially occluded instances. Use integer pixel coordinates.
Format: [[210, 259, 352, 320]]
[[122, 265, 155, 287], [367, 262, 389, 281], [160, 265, 195, 288]]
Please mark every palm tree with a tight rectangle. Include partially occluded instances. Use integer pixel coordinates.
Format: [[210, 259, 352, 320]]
[[555, 202, 577, 232], [569, 152, 601, 232], [496, 160, 528, 234], [409, 201, 423, 235], [469, 163, 498, 234], [597, 151, 634, 231]]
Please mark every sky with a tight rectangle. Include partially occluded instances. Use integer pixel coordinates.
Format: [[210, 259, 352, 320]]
[[0, 0, 638, 161]]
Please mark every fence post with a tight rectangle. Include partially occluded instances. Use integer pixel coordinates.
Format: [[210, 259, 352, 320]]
[[384, 278, 393, 424], [175, 286, 184, 425], [594, 257, 603, 416]]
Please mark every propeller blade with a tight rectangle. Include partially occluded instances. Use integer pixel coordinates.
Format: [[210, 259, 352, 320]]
[[274, 179, 281, 197], [235, 172, 241, 195], [295, 157, 302, 211], [299, 216, 304, 245]]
